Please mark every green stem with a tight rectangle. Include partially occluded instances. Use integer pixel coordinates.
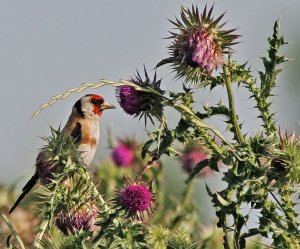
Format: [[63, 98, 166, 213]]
[[182, 180, 195, 207], [157, 114, 167, 153], [172, 103, 245, 161], [223, 64, 244, 145], [0, 211, 25, 249], [243, 77, 277, 138], [223, 215, 231, 249], [84, 170, 109, 211], [33, 219, 49, 249]]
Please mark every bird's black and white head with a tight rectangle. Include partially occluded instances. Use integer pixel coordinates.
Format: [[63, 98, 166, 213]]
[[73, 94, 115, 119]]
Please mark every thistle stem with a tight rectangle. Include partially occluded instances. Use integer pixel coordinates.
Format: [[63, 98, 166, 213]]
[[83, 170, 109, 211], [223, 215, 231, 249], [172, 103, 245, 161], [33, 219, 49, 249], [0, 211, 25, 249], [223, 63, 244, 144]]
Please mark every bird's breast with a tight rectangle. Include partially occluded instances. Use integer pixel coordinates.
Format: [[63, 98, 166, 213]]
[[64, 116, 100, 166], [79, 120, 100, 166]]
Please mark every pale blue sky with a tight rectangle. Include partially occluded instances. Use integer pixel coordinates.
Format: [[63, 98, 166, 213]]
[[0, 1, 299, 185]]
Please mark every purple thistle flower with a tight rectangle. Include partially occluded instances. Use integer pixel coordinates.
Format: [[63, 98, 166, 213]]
[[180, 149, 213, 178], [117, 85, 141, 116], [116, 67, 164, 124], [157, 4, 239, 83], [54, 205, 98, 235], [120, 185, 151, 212], [186, 30, 223, 73], [179, 141, 216, 178], [111, 143, 134, 167], [113, 177, 155, 220]]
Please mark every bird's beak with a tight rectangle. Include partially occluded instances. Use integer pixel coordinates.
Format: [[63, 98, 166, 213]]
[[101, 101, 116, 110]]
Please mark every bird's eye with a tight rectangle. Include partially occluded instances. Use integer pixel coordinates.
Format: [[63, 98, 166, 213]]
[[91, 99, 104, 105]]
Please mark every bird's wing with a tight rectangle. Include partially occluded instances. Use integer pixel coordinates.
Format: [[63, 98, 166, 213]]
[[70, 122, 82, 144]]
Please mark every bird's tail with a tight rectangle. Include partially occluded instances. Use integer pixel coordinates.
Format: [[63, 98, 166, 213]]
[[9, 171, 39, 214]]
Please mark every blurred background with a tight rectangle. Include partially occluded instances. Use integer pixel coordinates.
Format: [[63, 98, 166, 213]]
[[0, 0, 299, 218], [0, 1, 300, 247]]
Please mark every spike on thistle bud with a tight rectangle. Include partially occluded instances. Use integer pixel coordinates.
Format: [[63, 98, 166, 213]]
[[113, 177, 155, 220], [116, 67, 165, 124], [157, 4, 240, 83]]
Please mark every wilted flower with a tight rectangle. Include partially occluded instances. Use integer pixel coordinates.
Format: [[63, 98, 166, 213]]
[[157, 5, 239, 83], [35, 151, 56, 185], [179, 142, 213, 178], [54, 203, 98, 235], [113, 177, 155, 220], [116, 68, 165, 124], [268, 130, 300, 185]]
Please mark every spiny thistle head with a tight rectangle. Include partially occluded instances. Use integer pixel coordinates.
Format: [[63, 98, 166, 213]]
[[113, 177, 155, 220], [157, 4, 239, 83], [116, 68, 164, 124], [33, 127, 100, 237], [36, 127, 80, 185], [268, 130, 300, 185], [51, 176, 99, 235], [111, 138, 139, 167], [167, 228, 197, 249], [54, 202, 98, 235], [179, 141, 212, 178]]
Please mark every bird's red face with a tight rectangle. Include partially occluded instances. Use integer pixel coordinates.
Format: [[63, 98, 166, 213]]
[[89, 94, 115, 116], [74, 94, 115, 118]]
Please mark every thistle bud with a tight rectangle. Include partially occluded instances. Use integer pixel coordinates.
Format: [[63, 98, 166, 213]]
[[35, 128, 81, 185], [268, 130, 300, 185]]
